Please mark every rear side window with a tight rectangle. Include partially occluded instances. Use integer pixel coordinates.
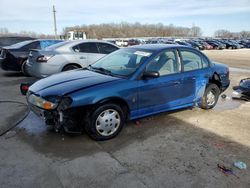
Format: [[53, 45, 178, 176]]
[[78, 42, 99, 53], [97, 43, 118, 54], [181, 50, 208, 71]]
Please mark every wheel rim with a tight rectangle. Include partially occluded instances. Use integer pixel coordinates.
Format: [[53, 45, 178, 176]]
[[95, 109, 121, 136], [207, 90, 216, 106], [21, 61, 27, 73]]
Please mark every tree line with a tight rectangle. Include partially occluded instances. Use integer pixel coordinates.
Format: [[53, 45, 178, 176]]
[[214, 29, 250, 39], [1, 23, 249, 39], [63, 22, 202, 39]]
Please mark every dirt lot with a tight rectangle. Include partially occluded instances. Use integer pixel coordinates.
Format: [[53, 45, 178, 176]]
[[204, 49, 250, 69], [0, 49, 250, 188]]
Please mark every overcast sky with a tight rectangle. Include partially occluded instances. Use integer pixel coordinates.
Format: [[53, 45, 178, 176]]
[[0, 0, 249, 36]]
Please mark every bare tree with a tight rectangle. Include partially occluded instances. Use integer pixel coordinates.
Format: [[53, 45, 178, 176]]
[[63, 22, 203, 38]]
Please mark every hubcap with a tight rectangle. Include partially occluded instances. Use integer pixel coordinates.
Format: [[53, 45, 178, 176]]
[[95, 109, 121, 136], [207, 90, 216, 106]]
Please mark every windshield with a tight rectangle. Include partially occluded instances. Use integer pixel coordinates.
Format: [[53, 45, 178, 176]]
[[10, 40, 33, 48], [91, 48, 152, 77]]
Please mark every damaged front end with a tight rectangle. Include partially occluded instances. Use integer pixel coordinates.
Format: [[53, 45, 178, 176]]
[[232, 78, 250, 101], [27, 93, 84, 133]]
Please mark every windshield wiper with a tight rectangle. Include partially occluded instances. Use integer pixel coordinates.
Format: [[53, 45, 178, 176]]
[[88, 65, 112, 75]]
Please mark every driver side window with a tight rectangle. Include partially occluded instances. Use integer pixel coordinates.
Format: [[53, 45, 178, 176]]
[[146, 50, 179, 76]]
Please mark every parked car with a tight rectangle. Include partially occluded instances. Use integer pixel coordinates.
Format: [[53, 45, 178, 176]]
[[25, 40, 119, 78], [187, 40, 204, 50], [26, 44, 230, 140], [205, 41, 225, 50], [232, 78, 250, 101], [127, 39, 140, 46], [175, 41, 192, 47], [0, 36, 35, 48], [115, 40, 128, 47], [218, 40, 237, 49], [0, 39, 63, 72], [197, 41, 213, 50]]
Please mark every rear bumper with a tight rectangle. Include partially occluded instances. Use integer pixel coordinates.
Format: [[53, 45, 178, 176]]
[[0, 58, 8, 70], [0, 57, 22, 71], [26, 59, 59, 78]]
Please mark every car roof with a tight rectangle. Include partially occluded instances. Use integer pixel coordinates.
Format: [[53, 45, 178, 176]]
[[128, 44, 190, 52], [63, 40, 118, 48]]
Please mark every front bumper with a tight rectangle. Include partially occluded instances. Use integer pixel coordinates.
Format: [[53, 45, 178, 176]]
[[232, 88, 250, 101], [28, 102, 83, 133]]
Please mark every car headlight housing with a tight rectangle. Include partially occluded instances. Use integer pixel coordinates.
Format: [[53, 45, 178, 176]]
[[28, 94, 57, 110]]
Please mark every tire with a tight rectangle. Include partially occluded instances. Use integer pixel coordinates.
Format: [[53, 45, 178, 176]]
[[84, 103, 125, 141], [200, 84, 220, 110], [21, 60, 30, 76], [62, 64, 80, 71]]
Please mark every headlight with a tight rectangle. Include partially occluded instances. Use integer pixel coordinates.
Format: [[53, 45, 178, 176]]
[[28, 94, 57, 110]]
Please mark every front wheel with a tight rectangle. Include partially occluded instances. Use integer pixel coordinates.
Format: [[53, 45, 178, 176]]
[[200, 84, 220, 109], [84, 103, 125, 141], [62, 64, 80, 71]]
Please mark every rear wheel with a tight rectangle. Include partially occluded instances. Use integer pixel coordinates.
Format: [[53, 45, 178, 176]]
[[62, 64, 80, 71], [21, 60, 30, 76], [84, 103, 125, 141], [200, 84, 220, 109]]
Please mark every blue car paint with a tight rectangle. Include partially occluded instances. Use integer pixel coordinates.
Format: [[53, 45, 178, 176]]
[[29, 45, 230, 120], [40, 40, 63, 49]]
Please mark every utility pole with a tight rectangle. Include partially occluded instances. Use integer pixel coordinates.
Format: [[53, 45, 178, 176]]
[[53, 5, 58, 39]]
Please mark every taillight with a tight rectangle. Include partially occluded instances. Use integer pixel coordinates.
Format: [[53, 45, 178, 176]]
[[37, 55, 53, 63], [20, 83, 31, 95]]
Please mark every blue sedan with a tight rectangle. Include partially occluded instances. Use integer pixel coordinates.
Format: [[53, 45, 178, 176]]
[[27, 44, 230, 140]]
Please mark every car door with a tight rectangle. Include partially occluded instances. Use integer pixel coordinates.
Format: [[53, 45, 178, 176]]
[[71, 43, 90, 67], [79, 42, 104, 66], [179, 49, 211, 104], [137, 49, 183, 116]]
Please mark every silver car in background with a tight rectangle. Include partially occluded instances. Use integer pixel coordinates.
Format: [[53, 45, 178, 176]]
[[25, 40, 119, 78]]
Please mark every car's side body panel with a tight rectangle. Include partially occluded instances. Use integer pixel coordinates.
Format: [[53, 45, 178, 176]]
[[27, 45, 230, 134]]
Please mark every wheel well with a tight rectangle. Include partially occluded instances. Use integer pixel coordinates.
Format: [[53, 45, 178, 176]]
[[96, 97, 130, 120], [209, 73, 222, 90], [62, 63, 82, 71]]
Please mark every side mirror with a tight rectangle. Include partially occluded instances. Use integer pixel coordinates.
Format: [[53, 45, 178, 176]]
[[142, 71, 159, 79]]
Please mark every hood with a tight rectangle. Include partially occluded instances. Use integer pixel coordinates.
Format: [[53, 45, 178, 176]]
[[29, 69, 121, 97]]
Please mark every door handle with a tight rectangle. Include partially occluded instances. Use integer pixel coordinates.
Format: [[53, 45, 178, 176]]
[[173, 81, 181, 85], [80, 56, 86, 59], [187, 77, 196, 80]]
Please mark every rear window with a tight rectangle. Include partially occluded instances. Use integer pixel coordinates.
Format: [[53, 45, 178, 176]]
[[45, 41, 70, 50], [40, 40, 63, 49]]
